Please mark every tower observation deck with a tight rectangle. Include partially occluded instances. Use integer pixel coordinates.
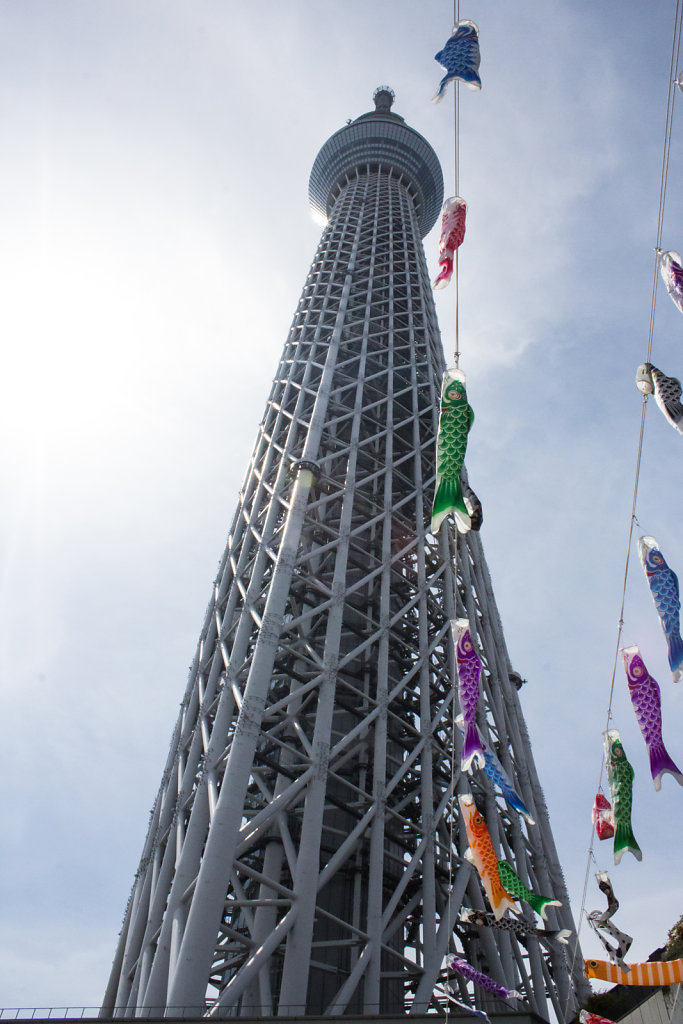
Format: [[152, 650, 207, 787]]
[[102, 90, 586, 1022], [308, 87, 443, 236]]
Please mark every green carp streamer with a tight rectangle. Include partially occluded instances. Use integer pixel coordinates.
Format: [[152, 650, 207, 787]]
[[604, 730, 642, 864], [431, 369, 474, 535], [497, 860, 561, 921]]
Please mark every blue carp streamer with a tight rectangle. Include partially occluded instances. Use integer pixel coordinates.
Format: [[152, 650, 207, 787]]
[[638, 536, 683, 682], [433, 21, 482, 101]]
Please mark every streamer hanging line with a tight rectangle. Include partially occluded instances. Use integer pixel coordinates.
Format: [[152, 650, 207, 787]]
[[454, 0, 461, 368], [564, 4, 683, 1016], [445, 14, 462, 1013], [431, 0, 480, 368], [434, 6, 478, 1017], [430, 2, 482, 540]]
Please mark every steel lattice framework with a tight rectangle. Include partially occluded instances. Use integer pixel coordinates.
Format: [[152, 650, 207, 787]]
[[102, 91, 587, 1022]]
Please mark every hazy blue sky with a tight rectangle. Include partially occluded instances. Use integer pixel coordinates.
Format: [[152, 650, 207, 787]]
[[1, 0, 682, 1010]]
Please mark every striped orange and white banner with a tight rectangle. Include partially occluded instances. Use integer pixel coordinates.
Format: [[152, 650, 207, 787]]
[[584, 958, 683, 986]]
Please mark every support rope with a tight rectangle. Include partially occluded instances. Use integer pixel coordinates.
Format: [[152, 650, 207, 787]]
[[446, 5, 461, 1014], [446, 574, 458, 1020], [563, 4, 682, 1018], [453, 0, 461, 369], [647, 0, 683, 364]]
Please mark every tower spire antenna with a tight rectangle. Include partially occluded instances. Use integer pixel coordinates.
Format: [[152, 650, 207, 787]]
[[373, 85, 395, 111], [102, 92, 587, 1022]]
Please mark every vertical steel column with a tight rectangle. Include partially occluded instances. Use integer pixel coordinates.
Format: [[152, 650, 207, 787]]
[[166, 229, 362, 1012]]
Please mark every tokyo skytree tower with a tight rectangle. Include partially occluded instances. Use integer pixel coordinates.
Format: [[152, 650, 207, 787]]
[[102, 89, 586, 1021]]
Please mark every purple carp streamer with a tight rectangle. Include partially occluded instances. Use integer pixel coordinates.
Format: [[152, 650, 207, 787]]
[[621, 644, 683, 790], [660, 250, 683, 315], [638, 535, 683, 682], [452, 621, 485, 771], [604, 730, 642, 864], [433, 21, 482, 101], [447, 956, 522, 1001]]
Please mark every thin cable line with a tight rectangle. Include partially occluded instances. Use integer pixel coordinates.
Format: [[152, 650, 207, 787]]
[[564, 397, 647, 1022], [446, 5, 462, 1008], [646, 0, 682, 364], [564, 6, 682, 1017], [454, 248, 460, 369], [446, 8, 462, 1011], [454, 0, 460, 197], [453, 0, 460, 368], [445, 543, 462, 1018], [446, 618, 457, 1018]]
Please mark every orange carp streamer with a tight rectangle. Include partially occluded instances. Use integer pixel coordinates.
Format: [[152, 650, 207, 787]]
[[459, 793, 518, 920], [584, 958, 683, 986]]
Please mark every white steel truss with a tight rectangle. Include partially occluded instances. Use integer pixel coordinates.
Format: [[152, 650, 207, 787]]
[[102, 104, 588, 1023]]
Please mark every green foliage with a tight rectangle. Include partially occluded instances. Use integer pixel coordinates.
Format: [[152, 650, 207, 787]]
[[664, 912, 683, 960], [579, 986, 648, 1022]]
